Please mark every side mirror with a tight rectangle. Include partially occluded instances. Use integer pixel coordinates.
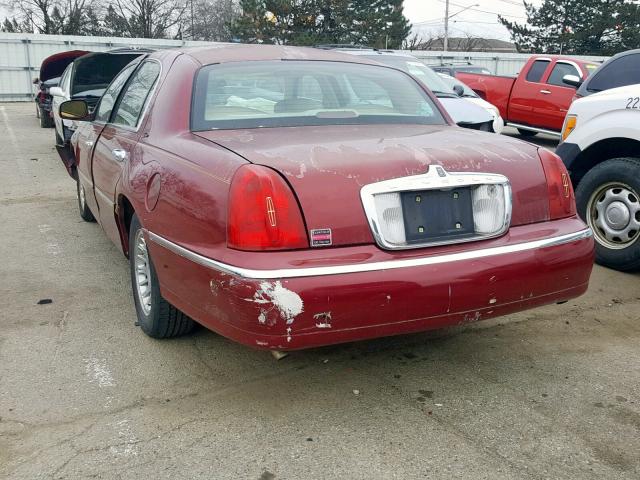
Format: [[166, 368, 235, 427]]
[[562, 74, 582, 88], [452, 84, 465, 97], [59, 100, 91, 121], [49, 86, 65, 97]]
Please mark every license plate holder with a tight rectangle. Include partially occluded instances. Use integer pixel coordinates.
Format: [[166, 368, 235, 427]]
[[401, 188, 475, 243]]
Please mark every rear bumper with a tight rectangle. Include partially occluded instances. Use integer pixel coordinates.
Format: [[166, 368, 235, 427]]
[[148, 220, 594, 351]]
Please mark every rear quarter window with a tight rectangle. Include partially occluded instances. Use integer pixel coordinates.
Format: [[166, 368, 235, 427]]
[[526, 60, 550, 82]]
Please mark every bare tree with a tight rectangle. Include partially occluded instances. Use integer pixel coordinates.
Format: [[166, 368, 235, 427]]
[[1, 0, 89, 33], [187, 0, 238, 41], [456, 32, 484, 52], [402, 32, 443, 51], [109, 0, 187, 38]]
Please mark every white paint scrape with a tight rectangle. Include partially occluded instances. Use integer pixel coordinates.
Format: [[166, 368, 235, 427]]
[[249, 281, 304, 325]]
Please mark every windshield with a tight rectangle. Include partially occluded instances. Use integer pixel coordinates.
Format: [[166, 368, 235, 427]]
[[361, 55, 457, 97], [438, 74, 478, 98], [585, 64, 598, 76], [191, 61, 446, 131]]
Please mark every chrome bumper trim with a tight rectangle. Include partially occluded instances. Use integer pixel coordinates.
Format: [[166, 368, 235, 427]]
[[146, 228, 593, 280]]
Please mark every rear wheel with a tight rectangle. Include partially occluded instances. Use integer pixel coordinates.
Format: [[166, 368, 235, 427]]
[[76, 180, 95, 222], [39, 106, 54, 128], [575, 157, 640, 271], [517, 128, 538, 137], [129, 214, 194, 338]]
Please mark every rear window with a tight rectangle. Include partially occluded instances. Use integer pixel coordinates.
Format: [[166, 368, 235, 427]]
[[191, 61, 446, 131], [586, 54, 640, 93], [72, 54, 142, 96], [526, 60, 550, 83]]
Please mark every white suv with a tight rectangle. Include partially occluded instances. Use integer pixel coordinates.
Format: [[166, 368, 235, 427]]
[[557, 84, 640, 271]]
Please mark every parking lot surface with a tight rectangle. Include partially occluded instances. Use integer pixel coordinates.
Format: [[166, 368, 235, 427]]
[[1, 102, 639, 479]]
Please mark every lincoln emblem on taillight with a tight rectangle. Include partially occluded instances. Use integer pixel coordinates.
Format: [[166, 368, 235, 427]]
[[561, 173, 570, 198], [266, 196, 277, 226]]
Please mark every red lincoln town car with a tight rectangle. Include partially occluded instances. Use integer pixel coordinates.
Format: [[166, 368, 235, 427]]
[[58, 45, 595, 351]]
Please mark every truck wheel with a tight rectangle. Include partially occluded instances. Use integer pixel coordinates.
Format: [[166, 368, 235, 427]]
[[76, 180, 95, 222], [39, 107, 54, 128], [129, 214, 195, 338], [517, 128, 538, 137], [575, 157, 640, 271]]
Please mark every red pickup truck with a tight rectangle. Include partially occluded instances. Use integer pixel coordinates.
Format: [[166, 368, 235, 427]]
[[457, 56, 598, 137]]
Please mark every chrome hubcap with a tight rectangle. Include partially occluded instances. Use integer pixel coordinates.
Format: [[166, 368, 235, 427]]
[[588, 183, 640, 249], [79, 183, 86, 210], [134, 230, 152, 315]]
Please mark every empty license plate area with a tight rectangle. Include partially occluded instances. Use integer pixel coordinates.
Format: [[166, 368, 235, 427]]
[[401, 188, 475, 243]]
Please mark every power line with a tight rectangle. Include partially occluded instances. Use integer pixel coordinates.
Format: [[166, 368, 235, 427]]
[[437, 0, 528, 20]]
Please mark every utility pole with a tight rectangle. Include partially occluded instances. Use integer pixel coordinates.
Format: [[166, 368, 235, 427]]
[[444, 0, 450, 52], [191, 0, 195, 40], [443, 2, 479, 53]]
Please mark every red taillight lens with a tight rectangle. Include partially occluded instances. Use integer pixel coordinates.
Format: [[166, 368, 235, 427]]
[[539, 148, 576, 220], [227, 165, 308, 251]]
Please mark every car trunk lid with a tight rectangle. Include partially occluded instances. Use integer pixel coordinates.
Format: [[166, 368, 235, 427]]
[[195, 124, 549, 248]]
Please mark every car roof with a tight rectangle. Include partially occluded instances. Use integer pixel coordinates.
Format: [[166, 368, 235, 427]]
[[179, 44, 382, 66]]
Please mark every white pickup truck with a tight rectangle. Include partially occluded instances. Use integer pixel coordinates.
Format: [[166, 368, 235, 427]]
[[557, 84, 640, 271]]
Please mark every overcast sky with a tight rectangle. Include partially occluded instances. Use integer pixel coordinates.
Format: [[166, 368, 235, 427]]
[[0, 1, 539, 42], [404, 0, 541, 42]]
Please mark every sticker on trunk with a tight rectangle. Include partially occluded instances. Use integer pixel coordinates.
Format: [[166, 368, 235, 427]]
[[310, 228, 332, 247]]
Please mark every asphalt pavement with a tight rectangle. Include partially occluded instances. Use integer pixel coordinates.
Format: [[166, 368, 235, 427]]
[[1, 103, 639, 479]]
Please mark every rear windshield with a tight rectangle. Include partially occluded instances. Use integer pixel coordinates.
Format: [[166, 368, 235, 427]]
[[191, 60, 446, 131], [72, 54, 142, 96]]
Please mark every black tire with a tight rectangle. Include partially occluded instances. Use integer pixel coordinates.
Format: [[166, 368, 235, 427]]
[[517, 128, 538, 137], [575, 157, 640, 272], [76, 180, 95, 222], [39, 106, 54, 128], [129, 214, 194, 338]]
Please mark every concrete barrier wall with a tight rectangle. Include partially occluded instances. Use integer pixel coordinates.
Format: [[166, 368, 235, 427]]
[[0, 32, 610, 101]]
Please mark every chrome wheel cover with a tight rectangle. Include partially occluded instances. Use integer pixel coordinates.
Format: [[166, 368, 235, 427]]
[[79, 183, 86, 210], [587, 182, 640, 250], [134, 230, 153, 315]]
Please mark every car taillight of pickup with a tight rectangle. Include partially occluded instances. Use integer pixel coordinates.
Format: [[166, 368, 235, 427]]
[[456, 56, 598, 138]]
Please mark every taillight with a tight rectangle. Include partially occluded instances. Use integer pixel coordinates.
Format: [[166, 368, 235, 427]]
[[227, 165, 308, 251], [539, 148, 576, 220]]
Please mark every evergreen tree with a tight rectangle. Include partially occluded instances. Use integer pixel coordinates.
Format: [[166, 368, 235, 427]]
[[232, 0, 411, 47], [500, 0, 640, 55]]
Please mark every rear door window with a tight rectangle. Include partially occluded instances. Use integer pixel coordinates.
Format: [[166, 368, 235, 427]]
[[547, 62, 580, 87], [112, 62, 161, 128], [526, 60, 550, 83], [587, 54, 640, 93]]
